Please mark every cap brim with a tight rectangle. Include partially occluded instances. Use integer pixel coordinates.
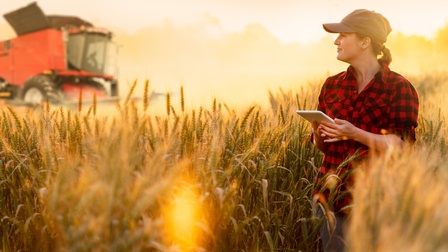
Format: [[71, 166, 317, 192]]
[[323, 23, 356, 33]]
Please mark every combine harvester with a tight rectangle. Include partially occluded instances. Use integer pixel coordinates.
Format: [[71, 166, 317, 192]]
[[0, 2, 120, 106]]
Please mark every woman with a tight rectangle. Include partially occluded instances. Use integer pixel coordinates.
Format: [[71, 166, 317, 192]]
[[311, 9, 419, 251]]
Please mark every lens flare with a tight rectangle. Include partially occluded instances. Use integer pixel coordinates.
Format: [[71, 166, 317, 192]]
[[165, 183, 200, 249]]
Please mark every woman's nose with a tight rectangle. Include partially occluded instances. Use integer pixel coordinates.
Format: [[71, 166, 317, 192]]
[[334, 37, 340, 45]]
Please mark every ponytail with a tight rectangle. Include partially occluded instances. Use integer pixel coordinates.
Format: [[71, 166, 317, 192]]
[[378, 46, 392, 66], [372, 41, 392, 66]]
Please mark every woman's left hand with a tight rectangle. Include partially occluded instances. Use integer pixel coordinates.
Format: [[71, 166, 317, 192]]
[[318, 118, 357, 143]]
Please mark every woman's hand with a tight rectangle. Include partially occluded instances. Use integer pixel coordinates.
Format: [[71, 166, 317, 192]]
[[318, 118, 357, 143], [318, 118, 404, 152]]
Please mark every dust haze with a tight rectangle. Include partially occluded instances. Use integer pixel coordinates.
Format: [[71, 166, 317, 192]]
[[114, 18, 340, 110]]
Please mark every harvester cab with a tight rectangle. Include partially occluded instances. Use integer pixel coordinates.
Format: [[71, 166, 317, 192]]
[[0, 2, 119, 105]]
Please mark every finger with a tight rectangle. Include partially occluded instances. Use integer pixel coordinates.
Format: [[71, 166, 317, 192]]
[[324, 137, 341, 143], [320, 123, 338, 132], [320, 128, 335, 138]]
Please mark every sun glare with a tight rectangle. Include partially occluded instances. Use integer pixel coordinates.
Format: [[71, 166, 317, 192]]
[[166, 183, 200, 249]]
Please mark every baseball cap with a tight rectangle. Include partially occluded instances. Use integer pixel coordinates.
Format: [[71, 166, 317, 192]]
[[322, 9, 392, 44]]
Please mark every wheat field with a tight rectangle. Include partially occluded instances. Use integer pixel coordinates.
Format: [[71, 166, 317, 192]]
[[1, 73, 448, 251]]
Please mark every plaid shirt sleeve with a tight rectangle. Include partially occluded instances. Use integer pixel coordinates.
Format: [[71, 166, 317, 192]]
[[388, 77, 419, 142]]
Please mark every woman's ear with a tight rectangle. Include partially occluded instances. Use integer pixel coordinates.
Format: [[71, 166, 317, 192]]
[[361, 37, 371, 48]]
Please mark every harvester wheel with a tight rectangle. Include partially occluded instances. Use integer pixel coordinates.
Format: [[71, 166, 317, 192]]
[[22, 75, 64, 104]]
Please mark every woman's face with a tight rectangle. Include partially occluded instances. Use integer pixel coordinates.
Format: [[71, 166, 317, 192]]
[[333, 33, 364, 63]]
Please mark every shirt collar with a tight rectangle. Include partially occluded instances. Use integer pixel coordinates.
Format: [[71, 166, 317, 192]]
[[344, 64, 390, 84]]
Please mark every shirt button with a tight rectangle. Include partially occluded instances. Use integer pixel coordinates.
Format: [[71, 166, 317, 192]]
[[349, 107, 353, 111], [353, 90, 357, 94]]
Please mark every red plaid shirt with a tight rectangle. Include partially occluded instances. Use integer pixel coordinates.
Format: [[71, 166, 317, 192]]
[[313, 64, 419, 213]]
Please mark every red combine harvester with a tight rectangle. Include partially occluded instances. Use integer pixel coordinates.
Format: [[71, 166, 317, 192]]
[[0, 2, 119, 105]]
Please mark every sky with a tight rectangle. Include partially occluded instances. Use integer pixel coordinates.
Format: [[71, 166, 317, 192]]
[[1, 0, 448, 110], [2, 0, 447, 44]]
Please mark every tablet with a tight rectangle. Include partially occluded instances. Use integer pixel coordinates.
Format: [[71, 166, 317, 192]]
[[296, 110, 334, 123]]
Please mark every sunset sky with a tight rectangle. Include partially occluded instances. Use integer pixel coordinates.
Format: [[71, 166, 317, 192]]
[[1, 1, 448, 109]]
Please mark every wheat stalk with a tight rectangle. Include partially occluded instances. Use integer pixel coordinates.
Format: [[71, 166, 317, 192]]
[[125, 79, 138, 106], [78, 88, 83, 113], [166, 92, 171, 116], [143, 79, 150, 113], [180, 85, 185, 113]]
